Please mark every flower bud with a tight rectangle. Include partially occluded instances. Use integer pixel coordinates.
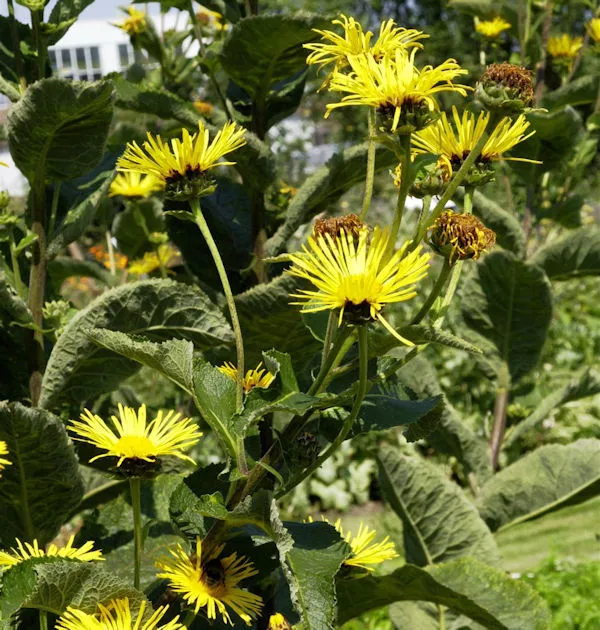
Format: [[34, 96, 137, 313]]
[[475, 63, 535, 115], [428, 211, 496, 264], [377, 100, 437, 135]]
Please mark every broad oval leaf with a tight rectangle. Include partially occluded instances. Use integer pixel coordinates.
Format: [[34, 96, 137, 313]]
[[377, 448, 500, 567], [477, 438, 600, 532], [7, 78, 113, 182], [40, 279, 234, 409], [0, 402, 84, 547], [337, 557, 551, 629], [530, 227, 600, 279], [460, 251, 553, 384]]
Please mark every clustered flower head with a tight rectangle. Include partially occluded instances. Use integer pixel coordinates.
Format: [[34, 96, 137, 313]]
[[475, 16, 512, 40], [109, 171, 164, 199], [116, 121, 246, 200], [587, 18, 600, 45], [287, 223, 430, 346], [218, 361, 276, 394], [429, 210, 496, 264], [312, 212, 366, 240], [476, 62, 535, 113], [547, 34, 583, 71], [128, 243, 180, 276], [0, 536, 103, 569], [113, 6, 147, 36], [155, 536, 263, 626]]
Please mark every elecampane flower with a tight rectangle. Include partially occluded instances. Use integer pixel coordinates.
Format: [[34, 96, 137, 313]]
[[335, 520, 398, 571], [304, 14, 426, 76], [55, 598, 183, 630], [326, 49, 469, 132], [113, 6, 147, 36], [155, 537, 263, 626], [587, 18, 600, 44], [0, 536, 103, 569], [218, 362, 276, 393], [128, 244, 180, 275], [109, 172, 164, 198], [547, 34, 583, 60], [116, 121, 246, 185], [268, 613, 292, 630], [411, 106, 539, 167], [475, 17, 511, 39], [287, 226, 430, 346], [68, 404, 202, 467], [0, 440, 11, 477]]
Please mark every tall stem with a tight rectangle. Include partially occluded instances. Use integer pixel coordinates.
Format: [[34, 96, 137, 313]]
[[105, 230, 116, 276], [9, 236, 25, 300], [39, 611, 48, 630], [389, 133, 412, 245], [277, 326, 369, 498], [411, 259, 451, 325], [47, 182, 61, 241], [490, 363, 510, 471], [129, 477, 143, 590], [307, 324, 351, 396], [31, 9, 46, 80], [360, 109, 377, 220], [190, 198, 244, 412], [7, 0, 25, 88], [320, 311, 337, 370]]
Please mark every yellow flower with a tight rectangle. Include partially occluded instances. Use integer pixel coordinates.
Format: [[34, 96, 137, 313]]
[[155, 537, 263, 626], [287, 226, 430, 346], [109, 172, 164, 199], [128, 243, 180, 275], [336, 520, 398, 571], [326, 49, 470, 132], [55, 598, 183, 630], [0, 161, 8, 167], [218, 362, 276, 394], [117, 121, 246, 199], [0, 536, 103, 569], [411, 106, 540, 168], [113, 6, 147, 36], [304, 14, 427, 78], [268, 613, 292, 630], [197, 6, 226, 31], [68, 403, 202, 468], [193, 99, 214, 116], [587, 18, 600, 44], [0, 440, 11, 477], [475, 17, 511, 39], [547, 34, 583, 60]]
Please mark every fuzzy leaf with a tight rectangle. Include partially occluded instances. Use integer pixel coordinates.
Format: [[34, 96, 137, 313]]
[[46, 0, 97, 44], [378, 448, 500, 567], [0, 402, 84, 547], [530, 227, 600, 279]]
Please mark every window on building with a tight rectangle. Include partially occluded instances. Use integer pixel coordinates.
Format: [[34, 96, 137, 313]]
[[49, 46, 102, 81]]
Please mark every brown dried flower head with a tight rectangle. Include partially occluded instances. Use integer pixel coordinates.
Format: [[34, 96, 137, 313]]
[[476, 62, 535, 113], [313, 213, 366, 240], [429, 211, 496, 264]]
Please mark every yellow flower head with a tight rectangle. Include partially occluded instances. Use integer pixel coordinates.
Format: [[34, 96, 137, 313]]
[[109, 172, 164, 199], [68, 404, 202, 470], [268, 613, 292, 630], [335, 520, 398, 571], [326, 48, 470, 132], [547, 34, 583, 60], [287, 226, 430, 346], [587, 18, 600, 44], [0, 440, 11, 477], [475, 17, 511, 39], [113, 6, 147, 36], [55, 598, 183, 630], [116, 121, 246, 199], [429, 210, 496, 264], [412, 106, 539, 170], [128, 243, 180, 276], [304, 14, 427, 80], [193, 99, 214, 116], [0, 536, 103, 570], [155, 537, 263, 626], [218, 362, 276, 394]]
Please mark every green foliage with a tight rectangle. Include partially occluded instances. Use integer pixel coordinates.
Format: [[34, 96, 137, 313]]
[[0, 402, 83, 547], [7, 78, 114, 183], [531, 228, 600, 280]]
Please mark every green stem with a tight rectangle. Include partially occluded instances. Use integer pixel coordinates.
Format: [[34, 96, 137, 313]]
[[39, 610, 48, 630], [360, 108, 377, 220], [190, 198, 244, 412], [307, 323, 351, 396], [415, 195, 431, 237], [7, 0, 24, 88], [411, 259, 451, 325], [31, 9, 46, 80], [389, 133, 412, 245], [105, 230, 116, 276], [413, 132, 488, 247], [277, 326, 369, 498], [47, 182, 61, 242], [9, 236, 25, 300], [320, 311, 337, 370], [182, 609, 196, 628], [490, 362, 510, 471], [129, 477, 143, 590]]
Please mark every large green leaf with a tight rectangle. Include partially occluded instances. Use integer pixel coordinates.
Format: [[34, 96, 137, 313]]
[[530, 227, 600, 279], [283, 522, 349, 630], [377, 448, 500, 567], [505, 368, 600, 448], [264, 143, 397, 257], [46, 0, 97, 45], [477, 439, 600, 532], [389, 602, 439, 630], [0, 402, 84, 547], [336, 557, 551, 629], [542, 75, 599, 109], [40, 279, 233, 409], [7, 78, 113, 182], [459, 251, 553, 384], [47, 257, 116, 290]]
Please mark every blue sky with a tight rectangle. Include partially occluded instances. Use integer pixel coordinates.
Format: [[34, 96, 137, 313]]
[[0, 1, 161, 21]]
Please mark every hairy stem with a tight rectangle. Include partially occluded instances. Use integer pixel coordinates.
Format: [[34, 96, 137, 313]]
[[490, 363, 510, 471], [411, 259, 451, 325], [360, 108, 377, 220], [129, 477, 143, 590], [9, 236, 25, 300], [320, 311, 338, 370], [389, 133, 412, 245]]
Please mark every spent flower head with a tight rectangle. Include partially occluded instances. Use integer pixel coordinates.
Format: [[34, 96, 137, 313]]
[[429, 210, 496, 264], [287, 225, 430, 346], [117, 121, 246, 200], [326, 48, 470, 133], [113, 6, 147, 36], [218, 361, 276, 394], [0, 440, 11, 477], [68, 403, 202, 476], [475, 17, 511, 39], [155, 536, 263, 626], [312, 213, 366, 240], [0, 536, 103, 570], [476, 62, 535, 114], [55, 598, 183, 630]]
